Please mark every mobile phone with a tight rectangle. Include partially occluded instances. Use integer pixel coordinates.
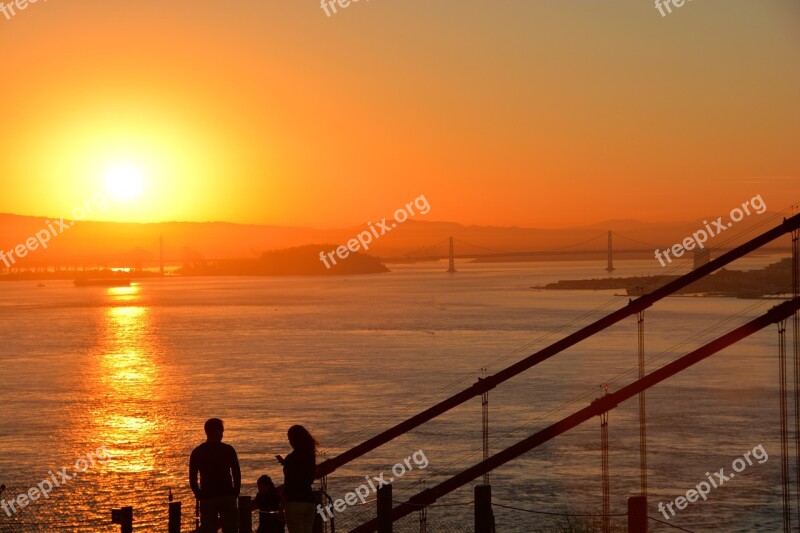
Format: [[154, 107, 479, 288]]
[[275, 455, 284, 464]]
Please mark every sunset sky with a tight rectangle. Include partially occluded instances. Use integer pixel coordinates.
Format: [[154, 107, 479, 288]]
[[0, 0, 797, 228]]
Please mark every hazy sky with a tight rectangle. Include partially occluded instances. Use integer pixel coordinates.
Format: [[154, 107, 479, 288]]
[[1, 0, 798, 227]]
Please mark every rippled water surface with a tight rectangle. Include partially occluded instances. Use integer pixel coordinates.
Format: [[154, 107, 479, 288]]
[[0, 258, 791, 532]]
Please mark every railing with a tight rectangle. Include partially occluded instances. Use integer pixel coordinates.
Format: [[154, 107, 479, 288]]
[[350, 297, 800, 532], [318, 214, 800, 479], [335, 214, 799, 532]]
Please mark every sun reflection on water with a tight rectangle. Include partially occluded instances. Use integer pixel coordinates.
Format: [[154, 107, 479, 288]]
[[92, 304, 161, 474], [107, 284, 140, 303]]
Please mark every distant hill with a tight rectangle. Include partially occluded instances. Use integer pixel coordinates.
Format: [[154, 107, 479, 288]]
[[177, 244, 389, 276], [0, 211, 789, 271]]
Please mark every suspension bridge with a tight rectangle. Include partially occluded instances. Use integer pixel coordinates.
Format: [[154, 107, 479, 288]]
[[380, 231, 715, 273], [0, 230, 757, 277]]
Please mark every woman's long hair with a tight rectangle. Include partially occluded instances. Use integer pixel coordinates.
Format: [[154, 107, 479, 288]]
[[287, 425, 319, 459]]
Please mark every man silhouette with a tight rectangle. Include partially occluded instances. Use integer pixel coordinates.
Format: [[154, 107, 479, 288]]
[[190, 418, 241, 533]]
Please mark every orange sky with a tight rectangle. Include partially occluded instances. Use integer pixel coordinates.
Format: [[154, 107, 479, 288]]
[[0, 0, 798, 228]]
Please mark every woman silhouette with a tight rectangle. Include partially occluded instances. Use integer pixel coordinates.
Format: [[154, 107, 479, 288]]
[[282, 425, 318, 533]]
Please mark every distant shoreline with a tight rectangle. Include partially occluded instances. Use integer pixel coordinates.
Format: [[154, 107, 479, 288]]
[[0, 244, 390, 281], [539, 258, 792, 299]]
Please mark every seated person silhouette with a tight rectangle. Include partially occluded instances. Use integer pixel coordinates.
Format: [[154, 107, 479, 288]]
[[252, 475, 285, 533]]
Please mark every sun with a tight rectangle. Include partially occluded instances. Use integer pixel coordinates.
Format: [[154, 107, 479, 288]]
[[104, 164, 144, 201]]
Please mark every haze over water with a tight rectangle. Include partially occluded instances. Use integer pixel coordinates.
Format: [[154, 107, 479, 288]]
[[0, 259, 789, 532]]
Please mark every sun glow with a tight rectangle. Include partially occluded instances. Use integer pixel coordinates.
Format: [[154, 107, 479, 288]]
[[105, 164, 144, 201]]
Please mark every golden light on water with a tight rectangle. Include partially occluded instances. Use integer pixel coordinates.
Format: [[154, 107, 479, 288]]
[[107, 285, 140, 302], [93, 303, 161, 474]]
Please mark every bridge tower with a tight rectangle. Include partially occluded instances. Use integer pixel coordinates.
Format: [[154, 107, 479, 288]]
[[447, 237, 456, 273], [160, 237, 165, 277], [606, 231, 615, 272]]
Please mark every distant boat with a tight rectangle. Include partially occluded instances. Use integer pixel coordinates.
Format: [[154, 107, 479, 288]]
[[74, 278, 131, 287], [36, 283, 45, 288]]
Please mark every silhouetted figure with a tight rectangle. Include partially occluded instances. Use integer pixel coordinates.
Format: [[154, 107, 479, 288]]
[[190, 418, 241, 533], [252, 475, 285, 533], [282, 425, 318, 533]]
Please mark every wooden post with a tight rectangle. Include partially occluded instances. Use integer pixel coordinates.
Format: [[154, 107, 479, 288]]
[[238, 496, 252, 533], [111, 506, 133, 533], [377, 484, 392, 533], [168, 501, 181, 533], [627, 495, 647, 533], [474, 485, 493, 533]]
